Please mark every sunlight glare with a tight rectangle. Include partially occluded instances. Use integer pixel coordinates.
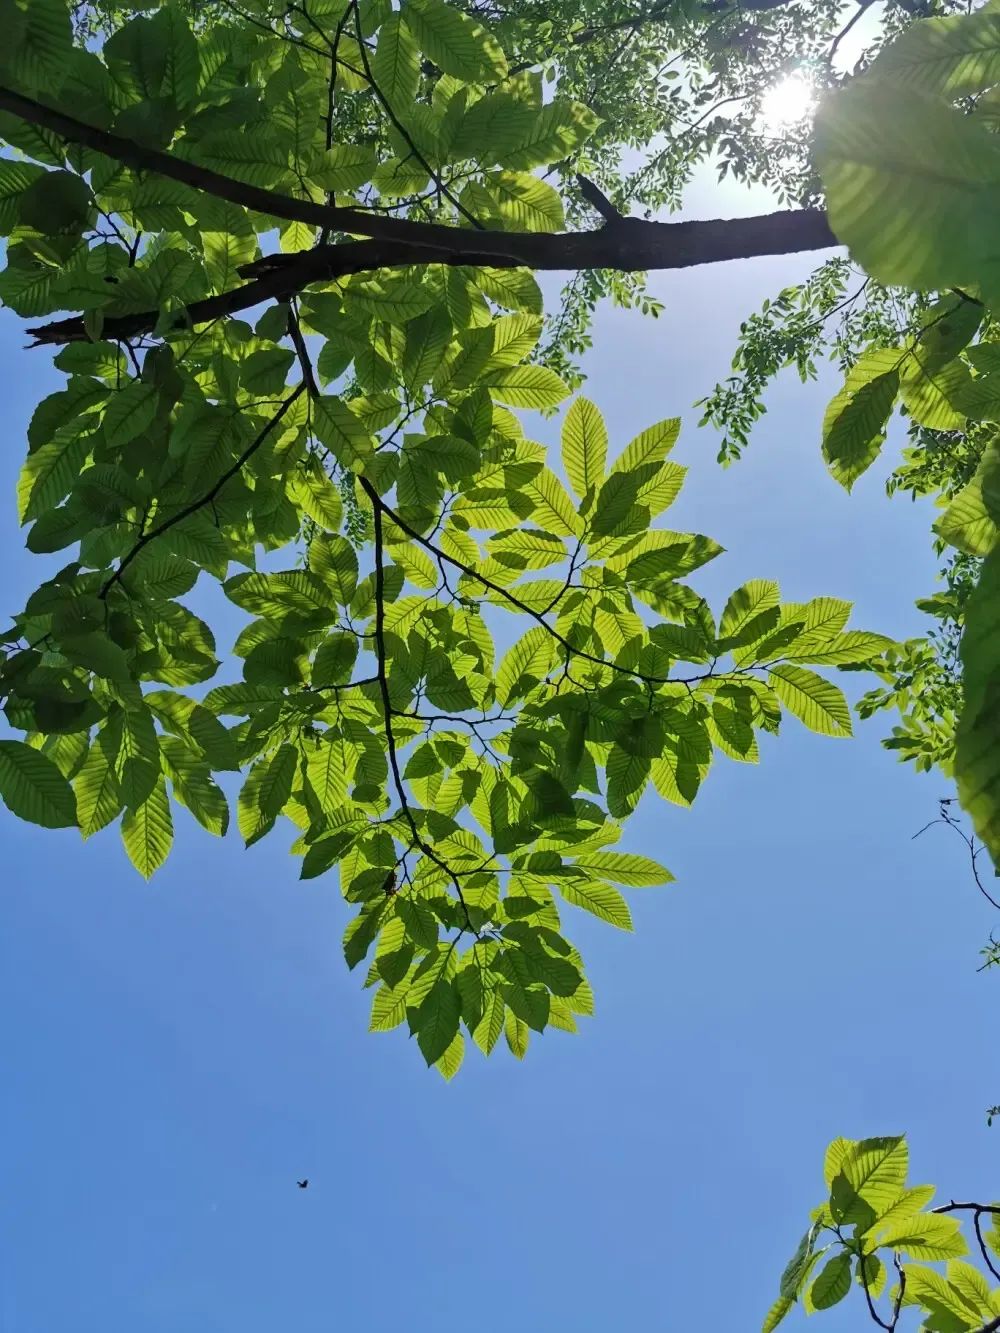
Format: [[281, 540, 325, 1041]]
[[760, 74, 816, 131]]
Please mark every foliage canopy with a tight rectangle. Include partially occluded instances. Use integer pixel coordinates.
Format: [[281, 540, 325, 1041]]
[[8, 0, 1000, 1326], [0, 0, 902, 1080]]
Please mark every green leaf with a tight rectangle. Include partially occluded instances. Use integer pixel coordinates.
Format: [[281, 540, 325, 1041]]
[[572, 852, 673, 886], [103, 379, 158, 449], [808, 1253, 852, 1311], [839, 1136, 909, 1213], [720, 580, 780, 646], [238, 745, 297, 846], [504, 1007, 529, 1058], [900, 354, 972, 433], [488, 170, 563, 232], [312, 632, 358, 686], [0, 738, 77, 828], [503, 99, 601, 171], [308, 144, 379, 192], [414, 977, 461, 1065], [401, 305, 452, 395], [113, 705, 160, 813], [875, 1214, 968, 1261], [74, 732, 123, 838], [562, 397, 607, 507], [161, 740, 229, 837], [471, 267, 542, 314], [372, 13, 420, 108], [496, 625, 558, 704], [822, 349, 901, 490], [241, 348, 295, 396], [483, 365, 570, 409], [312, 395, 374, 469], [397, 896, 439, 950], [203, 208, 258, 292], [815, 81, 1000, 307], [558, 880, 633, 930], [778, 1226, 819, 1300], [760, 1295, 794, 1333], [769, 665, 852, 737], [121, 776, 173, 879], [403, 0, 507, 82], [434, 1031, 465, 1081], [473, 990, 505, 1054], [17, 422, 93, 523], [370, 981, 410, 1033], [956, 549, 1000, 862], [310, 534, 359, 605], [289, 457, 344, 532], [869, 11, 1000, 98], [610, 418, 681, 477], [18, 170, 91, 234], [520, 467, 579, 537], [935, 443, 1000, 556]]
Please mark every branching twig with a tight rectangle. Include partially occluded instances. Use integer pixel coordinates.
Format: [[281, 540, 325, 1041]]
[[576, 173, 624, 224], [100, 386, 306, 598], [348, 0, 483, 229], [361, 475, 472, 928], [912, 799, 1000, 912], [365, 488, 710, 691], [933, 1201, 1000, 1283], [857, 1246, 894, 1331]]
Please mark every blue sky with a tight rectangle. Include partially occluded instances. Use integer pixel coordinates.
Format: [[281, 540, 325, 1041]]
[[2, 171, 998, 1333]]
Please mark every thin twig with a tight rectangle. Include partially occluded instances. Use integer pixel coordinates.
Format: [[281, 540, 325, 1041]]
[[348, 0, 483, 229], [857, 1247, 893, 1331], [363, 487, 710, 691], [912, 803, 1000, 912], [361, 476, 472, 928], [100, 386, 306, 598]]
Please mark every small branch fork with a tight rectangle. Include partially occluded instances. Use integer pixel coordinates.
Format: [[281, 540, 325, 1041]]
[[933, 1201, 1000, 1285], [99, 385, 306, 599], [854, 1204, 1000, 1331], [912, 798, 1000, 912]]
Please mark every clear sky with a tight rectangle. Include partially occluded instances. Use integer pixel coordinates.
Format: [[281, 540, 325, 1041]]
[[2, 168, 997, 1333]]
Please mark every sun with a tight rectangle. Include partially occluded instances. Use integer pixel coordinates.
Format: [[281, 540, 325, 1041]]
[[759, 73, 816, 131]]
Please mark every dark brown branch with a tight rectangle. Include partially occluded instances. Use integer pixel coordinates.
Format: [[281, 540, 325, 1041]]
[[576, 173, 623, 223], [0, 84, 836, 289], [857, 1247, 893, 1332], [28, 207, 838, 345], [888, 1254, 905, 1333], [287, 301, 320, 398], [912, 804, 1000, 911], [828, 1, 875, 65], [100, 386, 306, 597]]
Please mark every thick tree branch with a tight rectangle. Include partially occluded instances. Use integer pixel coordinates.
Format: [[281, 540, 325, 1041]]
[[2, 84, 838, 343], [28, 208, 838, 345]]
